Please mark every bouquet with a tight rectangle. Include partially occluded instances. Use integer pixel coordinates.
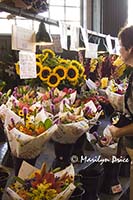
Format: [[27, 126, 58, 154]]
[[7, 161, 75, 200], [51, 100, 102, 144], [106, 80, 125, 112], [39, 87, 77, 115], [4, 108, 57, 159]]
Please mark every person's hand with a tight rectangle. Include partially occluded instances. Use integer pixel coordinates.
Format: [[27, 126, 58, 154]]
[[108, 125, 120, 139]]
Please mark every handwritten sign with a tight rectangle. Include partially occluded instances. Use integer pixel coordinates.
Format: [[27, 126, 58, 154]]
[[12, 25, 36, 52], [19, 51, 37, 79]]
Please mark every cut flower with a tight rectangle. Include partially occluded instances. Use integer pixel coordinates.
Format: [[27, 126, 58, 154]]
[[7, 161, 75, 200]]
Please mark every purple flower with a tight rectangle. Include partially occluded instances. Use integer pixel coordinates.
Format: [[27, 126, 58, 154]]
[[50, 104, 55, 114], [11, 117, 15, 126], [23, 107, 28, 115]]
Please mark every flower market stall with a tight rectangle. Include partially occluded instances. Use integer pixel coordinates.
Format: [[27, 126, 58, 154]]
[[0, 47, 132, 200]]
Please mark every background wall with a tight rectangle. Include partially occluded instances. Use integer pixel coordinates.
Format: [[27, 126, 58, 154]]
[[92, 0, 128, 37], [102, 0, 128, 37]]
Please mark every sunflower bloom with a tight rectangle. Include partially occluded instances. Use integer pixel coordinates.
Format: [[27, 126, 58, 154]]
[[18, 110, 24, 117], [79, 65, 85, 76], [15, 62, 20, 75], [42, 49, 55, 59], [36, 54, 42, 63], [67, 65, 79, 81], [36, 62, 43, 76], [39, 66, 52, 81], [59, 58, 68, 65], [42, 53, 49, 63], [36, 54, 48, 64], [53, 65, 67, 80], [70, 79, 79, 86], [71, 60, 81, 69], [47, 73, 60, 88]]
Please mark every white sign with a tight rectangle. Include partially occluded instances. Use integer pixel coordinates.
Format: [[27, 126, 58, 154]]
[[59, 21, 68, 50], [85, 42, 98, 58], [105, 35, 113, 54], [19, 51, 37, 79], [70, 26, 80, 51], [12, 25, 36, 52], [80, 27, 88, 47], [114, 38, 120, 55]]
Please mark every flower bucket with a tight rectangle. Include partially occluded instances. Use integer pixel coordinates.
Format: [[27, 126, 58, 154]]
[[52, 142, 74, 170], [101, 162, 122, 194], [80, 163, 104, 200], [0, 165, 10, 198], [71, 134, 86, 163], [69, 187, 85, 200], [119, 155, 130, 177]]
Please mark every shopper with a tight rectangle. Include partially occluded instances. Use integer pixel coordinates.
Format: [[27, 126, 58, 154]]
[[106, 25, 133, 200]]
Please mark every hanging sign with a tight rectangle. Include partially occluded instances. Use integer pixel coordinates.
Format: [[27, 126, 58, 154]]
[[19, 51, 37, 79], [85, 42, 98, 58], [105, 35, 113, 54], [114, 38, 120, 55], [80, 27, 88, 47], [80, 27, 98, 58], [59, 21, 68, 50], [70, 26, 80, 51], [12, 25, 36, 52]]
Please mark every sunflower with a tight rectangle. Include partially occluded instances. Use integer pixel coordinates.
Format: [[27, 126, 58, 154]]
[[67, 65, 79, 82], [18, 110, 24, 117], [15, 62, 20, 75], [59, 58, 68, 65], [53, 65, 67, 80], [47, 73, 60, 88], [42, 49, 55, 59], [71, 60, 81, 69], [78, 65, 85, 76], [36, 54, 42, 63], [70, 79, 79, 86], [36, 62, 43, 76], [39, 66, 52, 81], [36, 54, 48, 63]]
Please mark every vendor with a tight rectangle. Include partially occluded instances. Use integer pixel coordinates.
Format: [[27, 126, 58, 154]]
[[106, 25, 133, 200]]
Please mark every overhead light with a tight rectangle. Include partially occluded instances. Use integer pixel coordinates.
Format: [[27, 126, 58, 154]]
[[36, 21, 53, 46]]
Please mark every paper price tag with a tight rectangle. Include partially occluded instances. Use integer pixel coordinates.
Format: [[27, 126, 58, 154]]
[[19, 51, 37, 79], [85, 42, 98, 58]]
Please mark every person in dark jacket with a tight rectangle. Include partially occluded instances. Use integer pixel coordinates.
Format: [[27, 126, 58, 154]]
[[108, 25, 133, 200]]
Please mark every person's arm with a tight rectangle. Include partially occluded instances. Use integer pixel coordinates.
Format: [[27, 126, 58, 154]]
[[109, 123, 133, 138]]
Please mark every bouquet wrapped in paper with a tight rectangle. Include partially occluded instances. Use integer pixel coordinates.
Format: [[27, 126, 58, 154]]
[[5, 108, 57, 159], [6, 161, 76, 200], [39, 88, 77, 115], [52, 100, 102, 144], [106, 80, 126, 112]]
